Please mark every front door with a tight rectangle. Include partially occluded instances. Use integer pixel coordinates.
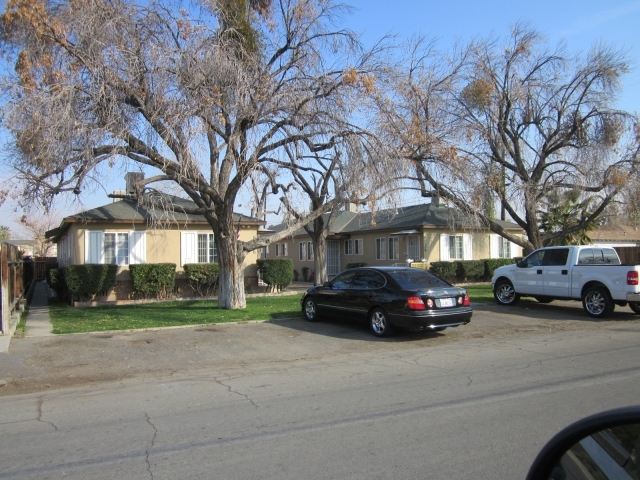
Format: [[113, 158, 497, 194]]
[[327, 240, 341, 276]]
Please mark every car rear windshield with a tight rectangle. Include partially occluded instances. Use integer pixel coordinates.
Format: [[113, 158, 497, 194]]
[[387, 269, 451, 289]]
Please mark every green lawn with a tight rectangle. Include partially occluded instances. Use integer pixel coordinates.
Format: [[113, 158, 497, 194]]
[[464, 284, 494, 303], [49, 295, 304, 334], [48, 284, 495, 335]]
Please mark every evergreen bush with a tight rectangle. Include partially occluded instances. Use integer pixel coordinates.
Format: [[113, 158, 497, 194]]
[[63, 264, 118, 300], [429, 261, 457, 279], [129, 263, 176, 299], [257, 258, 293, 290], [183, 263, 219, 297]]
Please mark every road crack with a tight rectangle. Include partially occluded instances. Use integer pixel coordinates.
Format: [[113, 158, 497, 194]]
[[214, 378, 260, 408], [144, 411, 157, 480], [37, 396, 58, 431]]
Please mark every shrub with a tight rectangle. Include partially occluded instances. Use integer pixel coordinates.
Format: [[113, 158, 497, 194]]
[[129, 263, 176, 299], [346, 262, 367, 269], [63, 264, 118, 301], [293, 269, 299, 281], [301, 266, 310, 281], [456, 260, 485, 282], [257, 258, 293, 290], [484, 258, 518, 280], [48, 267, 69, 302], [45, 262, 59, 286], [183, 263, 219, 297], [429, 261, 457, 279]]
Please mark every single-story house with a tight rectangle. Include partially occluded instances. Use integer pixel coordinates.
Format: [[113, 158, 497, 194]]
[[46, 195, 265, 299], [590, 224, 640, 247], [264, 199, 524, 278]]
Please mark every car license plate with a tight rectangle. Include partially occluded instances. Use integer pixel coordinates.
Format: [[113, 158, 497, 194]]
[[439, 298, 455, 308]]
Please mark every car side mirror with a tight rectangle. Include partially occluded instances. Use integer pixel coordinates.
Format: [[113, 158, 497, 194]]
[[526, 406, 640, 480]]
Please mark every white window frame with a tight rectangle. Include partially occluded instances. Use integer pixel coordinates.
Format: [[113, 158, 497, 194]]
[[299, 242, 307, 261], [449, 234, 464, 260], [275, 243, 288, 257], [407, 235, 420, 261], [307, 241, 314, 261], [181, 231, 216, 266], [86, 230, 146, 266], [376, 238, 386, 260], [197, 233, 217, 263], [344, 239, 353, 255], [354, 238, 363, 255], [440, 233, 472, 261], [388, 237, 400, 260], [490, 234, 517, 259]]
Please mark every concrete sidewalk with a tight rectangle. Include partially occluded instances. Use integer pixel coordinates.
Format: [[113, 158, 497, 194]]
[[0, 280, 53, 354], [24, 281, 54, 338]]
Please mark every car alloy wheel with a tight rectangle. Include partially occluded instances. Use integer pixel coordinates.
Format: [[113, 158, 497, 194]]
[[494, 280, 519, 306], [582, 287, 613, 318], [304, 298, 319, 321], [369, 308, 392, 337]]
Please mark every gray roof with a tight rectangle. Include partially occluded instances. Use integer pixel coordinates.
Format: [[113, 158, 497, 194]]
[[47, 196, 263, 240], [270, 203, 521, 237]]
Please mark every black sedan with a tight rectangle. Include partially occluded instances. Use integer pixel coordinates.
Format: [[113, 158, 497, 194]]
[[301, 266, 472, 337]]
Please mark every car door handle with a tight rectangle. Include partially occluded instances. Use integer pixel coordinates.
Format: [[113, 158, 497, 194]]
[[537, 270, 543, 274], [562, 270, 568, 275]]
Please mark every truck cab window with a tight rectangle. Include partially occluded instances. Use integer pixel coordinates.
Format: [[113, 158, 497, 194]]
[[543, 248, 570, 266]]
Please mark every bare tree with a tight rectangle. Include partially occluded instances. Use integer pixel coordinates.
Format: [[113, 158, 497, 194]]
[[15, 211, 60, 256], [381, 27, 640, 253], [0, 0, 387, 308]]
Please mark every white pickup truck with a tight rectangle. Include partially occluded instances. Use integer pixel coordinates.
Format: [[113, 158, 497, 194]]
[[491, 245, 640, 318]]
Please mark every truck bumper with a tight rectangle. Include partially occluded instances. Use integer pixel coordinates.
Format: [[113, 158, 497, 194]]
[[626, 293, 640, 302]]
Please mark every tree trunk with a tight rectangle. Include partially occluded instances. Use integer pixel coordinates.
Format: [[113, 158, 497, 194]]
[[216, 235, 247, 309], [313, 232, 328, 285]]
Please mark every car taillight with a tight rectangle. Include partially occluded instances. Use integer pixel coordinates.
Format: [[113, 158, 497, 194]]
[[628, 271, 639, 286], [407, 296, 425, 310], [463, 293, 471, 306]]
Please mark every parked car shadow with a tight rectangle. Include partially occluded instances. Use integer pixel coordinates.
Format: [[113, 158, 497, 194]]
[[271, 315, 450, 342], [475, 298, 640, 323]]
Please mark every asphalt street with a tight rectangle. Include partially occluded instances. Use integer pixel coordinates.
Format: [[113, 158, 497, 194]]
[[1, 300, 639, 479]]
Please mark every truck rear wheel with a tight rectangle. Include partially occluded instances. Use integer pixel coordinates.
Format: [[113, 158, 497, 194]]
[[629, 302, 640, 315], [582, 287, 614, 318]]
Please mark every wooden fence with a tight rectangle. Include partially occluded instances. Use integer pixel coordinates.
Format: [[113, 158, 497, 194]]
[[1, 242, 25, 335], [613, 246, 640, 265]]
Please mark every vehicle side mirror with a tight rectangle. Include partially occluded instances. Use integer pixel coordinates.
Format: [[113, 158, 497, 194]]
[[526, 406, 640, 480], [516, 260, 524, 268]]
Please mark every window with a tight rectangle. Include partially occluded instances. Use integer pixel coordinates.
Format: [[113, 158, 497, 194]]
[[307, 241, 314, 261], [578, 248, 620, 265], [197, 234, 217, 263], [275, 243, 288, 257], [86, 231, 146, 266], [258, 246, 268, 259], [180, 232, 215, 266], [345, 240, 353, 255], [407, 235, 420, 261], [542, 248, 569, 266], [440, 233, 471, 261], [354, 239, 363, 255], [498, 237, 511, 258], [352, 271, 386, 289], [299, 242, 306, 261], [376, 238, 386, 260], [388, 237, 399, 260], [330, 270, 357, 289], [449, 235, 464, 260]]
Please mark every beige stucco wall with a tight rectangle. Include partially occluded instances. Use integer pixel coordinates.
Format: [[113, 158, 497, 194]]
[[57, 222, 260, 280], [273, 228, 524, 278]]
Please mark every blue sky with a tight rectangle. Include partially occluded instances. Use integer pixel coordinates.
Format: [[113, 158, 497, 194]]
[[2, 0, 639, 235]]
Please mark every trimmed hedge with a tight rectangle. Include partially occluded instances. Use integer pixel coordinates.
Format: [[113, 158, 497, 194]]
[[457, 260, 485, 282], [45, 262, 59, 286], [184, 263, 219, 297], [257, 258, 293, 290], [429, 261, 457, 279], [130, 263, 176, 299], [484, 258, 518, 279], [63, 264, 118, 301], [429, 258, 519, 282], [346, 262, 367, 269], [49, 267, 68, 301]]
